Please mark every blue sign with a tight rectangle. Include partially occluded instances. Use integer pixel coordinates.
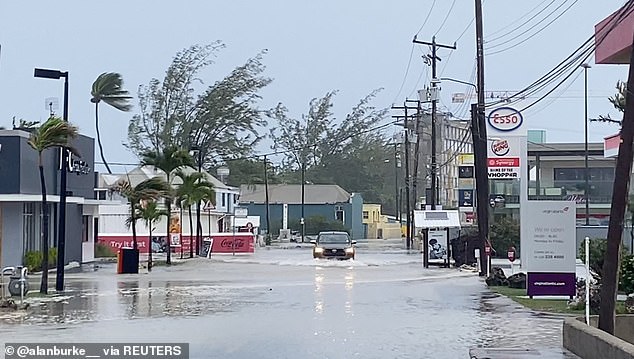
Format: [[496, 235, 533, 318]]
[[459, 189, 474, 207]]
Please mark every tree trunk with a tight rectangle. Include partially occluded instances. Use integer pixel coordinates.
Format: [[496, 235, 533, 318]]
[[189, 205, 194, 258], [148, 225, 153, 272], [131, 208, 138, 250], [95, 102, 112, 174], [166, 197, 172, 265], [38, 163, 49, 294], [180, 206, 184, 259], [598, 31, 634, 334]]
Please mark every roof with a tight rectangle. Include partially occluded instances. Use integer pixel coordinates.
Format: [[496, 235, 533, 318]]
[[413, 210, 461, 229], [239, 184, 351, 205], [97, 165, 237, 192]]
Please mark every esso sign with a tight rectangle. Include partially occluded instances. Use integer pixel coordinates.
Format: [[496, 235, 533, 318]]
[[491, 139, 510, 156], [488, 107, 523, 132], [508, 247, 517, 262]]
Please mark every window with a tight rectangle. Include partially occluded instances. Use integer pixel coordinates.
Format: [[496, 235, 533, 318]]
[[362, 211, 369, 219], [82, 216, 90, 242], [222, 193, 226, 207], [94, 189, 107, 200]]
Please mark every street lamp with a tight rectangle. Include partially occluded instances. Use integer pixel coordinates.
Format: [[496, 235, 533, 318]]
[[189, 146, 203, 256], [34, 68, 69, 292], [581, 63, 591, 226]]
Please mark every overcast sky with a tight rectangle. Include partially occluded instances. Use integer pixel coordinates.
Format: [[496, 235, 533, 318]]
[[0, 0, 629, 173]]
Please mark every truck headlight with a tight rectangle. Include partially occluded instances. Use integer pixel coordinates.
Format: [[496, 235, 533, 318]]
[[314, 247, 324, 253], [345, 247, 354, 253]]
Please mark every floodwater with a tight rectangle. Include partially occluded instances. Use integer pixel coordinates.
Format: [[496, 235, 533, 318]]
[[0, 240, 577, 358]]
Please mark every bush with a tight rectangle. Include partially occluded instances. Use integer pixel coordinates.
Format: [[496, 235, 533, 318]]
[[489, 217, 520, 258], [23, 248, 57, 272], [95, 243, 117, 258], [620, 254, 634, 295]]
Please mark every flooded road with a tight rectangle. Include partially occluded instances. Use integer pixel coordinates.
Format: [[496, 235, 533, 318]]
[[0, 242, 575, 358]]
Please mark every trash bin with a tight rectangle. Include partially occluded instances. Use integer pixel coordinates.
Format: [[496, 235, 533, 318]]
[[117, 248, 139, 274]]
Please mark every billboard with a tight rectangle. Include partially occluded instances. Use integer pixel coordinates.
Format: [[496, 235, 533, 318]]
[[487, 137, 521, 179], [523, 201, 576, 297]]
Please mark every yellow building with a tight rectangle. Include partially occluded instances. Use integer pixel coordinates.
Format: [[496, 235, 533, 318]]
[[362, 204, 401, 239]]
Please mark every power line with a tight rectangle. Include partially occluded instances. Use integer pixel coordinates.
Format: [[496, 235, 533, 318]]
[[434, 0, 457, 36], [486, 0, 579, 54], [485, 0, 553, 39], [416, 0, 437, 36], [486, 0, 557, 43], [392, 45, 416, 104]]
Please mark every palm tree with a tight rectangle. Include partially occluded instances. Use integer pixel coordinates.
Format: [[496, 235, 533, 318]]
[[111, 177, 169, 251], [139, 201, 168, 271], [175, 170, 215, 258], [91, 72, 132, 174], [28, 116, 78, 294], [193, 178, 216, 255], [141, 146, 194, 264]]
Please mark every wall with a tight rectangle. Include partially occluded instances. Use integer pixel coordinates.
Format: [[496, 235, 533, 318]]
[[244, 203, 351, 234], [64, 203, 83, 264], [349, 193, 364, 240], [0, 202, 23, 267], [563, 316, 634, 359]]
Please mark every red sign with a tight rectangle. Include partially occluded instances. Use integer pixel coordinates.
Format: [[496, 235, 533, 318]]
[[210, 234, 255, 253], [508, 247, 517, 262], [488, 157, 520, 167], [98, 236, 151, 253]]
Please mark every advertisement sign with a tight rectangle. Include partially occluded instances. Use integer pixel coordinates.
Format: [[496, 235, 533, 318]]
[[487, 107, 525, 135], [604, 133, 620, 158], [459, 189, 474, 207], [169, 212, 181, 247], [524, 201, 576, 297], [458, 153, 474, 165], [458, 166, 474, 178], [210, 233, 255, 253], [427, 229, 448, 261], [487, 137, 521, 179]]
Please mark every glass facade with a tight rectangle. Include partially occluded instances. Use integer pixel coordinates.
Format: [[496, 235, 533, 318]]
[[551, 167, 614, 203]]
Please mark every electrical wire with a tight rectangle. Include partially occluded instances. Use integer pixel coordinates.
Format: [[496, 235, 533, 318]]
[[416, 0, 437, 36], [391, 45, 416, 104], [485, 0, 554, 39], [434, 0, 457, 36], [486, 0, 579, 55]]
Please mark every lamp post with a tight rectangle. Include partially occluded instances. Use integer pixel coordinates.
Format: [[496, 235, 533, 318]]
[[301, 162, 305, 243], [189, 146, 203, 256], [581, 63, 591, 226], [34, 68, 69, 292]]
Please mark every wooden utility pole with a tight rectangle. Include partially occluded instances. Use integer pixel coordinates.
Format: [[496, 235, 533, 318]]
[[598, 31, 634, 335], [263, 155, 271, 244], [473, 0, 489, 276], [413, 36, 456, 210]]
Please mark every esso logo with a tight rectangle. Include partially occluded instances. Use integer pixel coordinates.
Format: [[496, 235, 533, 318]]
[[488, 107, 523, 132], [491, 139, 510, 156]]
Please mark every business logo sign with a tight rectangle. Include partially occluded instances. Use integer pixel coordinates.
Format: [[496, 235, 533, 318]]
[[490, 139, 510, 156], [487, 136, 521, 179], [459, 189, 474, 207], [487, 107, 523, 132]]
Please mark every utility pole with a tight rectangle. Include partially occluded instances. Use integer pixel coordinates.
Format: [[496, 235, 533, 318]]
[[473, 0, 489, 276], [394, 143, 400, 222], [413, 36, 456, 210], [263, 155, 271, 245], [301, 162, 305, 243]]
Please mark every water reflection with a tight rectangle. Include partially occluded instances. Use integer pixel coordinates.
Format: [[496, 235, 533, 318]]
[[314, 270, 324, 315]]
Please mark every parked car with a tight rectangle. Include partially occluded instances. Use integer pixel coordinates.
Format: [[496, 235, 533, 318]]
[[311, 231, 356, 260]]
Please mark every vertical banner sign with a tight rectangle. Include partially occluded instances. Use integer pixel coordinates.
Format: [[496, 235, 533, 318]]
[[283, 203, 289, 229], [487, 137, 521, 179], [169, 211, 181, 247], [427, 229, 448, 262], [524, 201, 576, 297], [459, 189, 474, 207]]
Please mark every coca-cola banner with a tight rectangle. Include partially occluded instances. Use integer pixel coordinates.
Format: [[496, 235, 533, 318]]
[[210, 234, 255, 253]]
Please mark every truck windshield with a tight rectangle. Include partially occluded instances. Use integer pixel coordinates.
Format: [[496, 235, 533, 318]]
[[318, 234, 349, 244]]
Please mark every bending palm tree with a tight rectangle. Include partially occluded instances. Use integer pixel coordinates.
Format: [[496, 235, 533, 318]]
[[111, 177, 169, 251], [28, 116, 78, 294], [141, 146, 193, 265], [139, 201, 168, 271], [175, 171, 215, 258], [91, 72, 132, 174]]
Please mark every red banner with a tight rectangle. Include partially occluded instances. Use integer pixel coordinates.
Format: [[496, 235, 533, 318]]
[[210, 234, 255, 253], [98, 236, 151, 253], [488, 157, 520, 167]]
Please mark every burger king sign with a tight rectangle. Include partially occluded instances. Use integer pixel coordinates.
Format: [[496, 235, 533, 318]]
[[487, 137, 521, 179]]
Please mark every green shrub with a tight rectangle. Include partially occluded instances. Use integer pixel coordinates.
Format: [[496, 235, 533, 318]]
[[95, 243, 117, 258], [24, 248, 57, 272], [579, 239, 627, 279], [620, 254, 634, 295], [489, 217, 520, 258]]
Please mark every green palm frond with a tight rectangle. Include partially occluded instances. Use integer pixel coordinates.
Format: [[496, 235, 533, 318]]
[[28, 116, 79, 154], [174, 170, 215, 208], [141, 146, 195, 178], [91, 72, 133, 112]]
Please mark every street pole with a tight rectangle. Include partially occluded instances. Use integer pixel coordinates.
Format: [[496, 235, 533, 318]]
[[56, 72, 69, 292], [582, 63, 591, 226], [404, 106, 411, 250], [413, 36, 456, 211], [264, 155, 271, 245], [301, 162, 305, 243], [473, 0, 489, 276], [195, 150, 202, 257], [394, 143, 400, 222]]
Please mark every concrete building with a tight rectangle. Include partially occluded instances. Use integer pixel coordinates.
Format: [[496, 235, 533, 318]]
[[0, 129, 99, 267], [362, 204, 401, 239], [239, 184, 364, 239], [96, 166, 240, 253]]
